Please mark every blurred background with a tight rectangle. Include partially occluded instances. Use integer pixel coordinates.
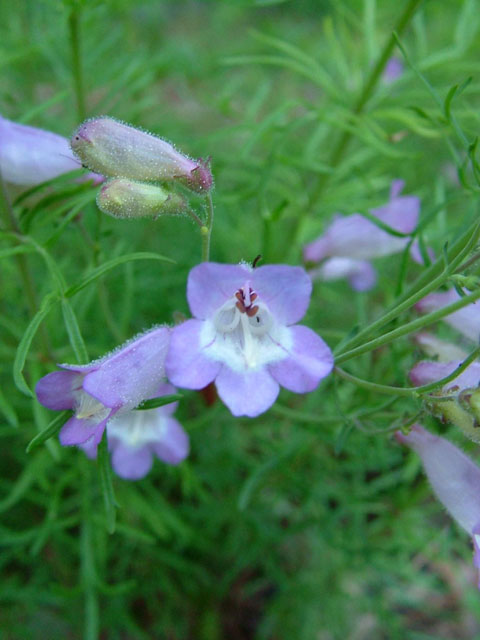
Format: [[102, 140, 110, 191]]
[[1, 0, 480, 638]]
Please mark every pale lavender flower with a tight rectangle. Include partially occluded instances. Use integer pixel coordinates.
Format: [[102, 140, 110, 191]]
[[309, 257, 377, 292], [396, 423, 480, 589], [382, 57, 404, 84], [36, 327, 171, 446], [165, 262, 334, 417], [303, 180, 420, 290], [0, 113, 101, 186], [410, 358, 480, 391], [81, 384, 189, 480], [416, 289, 480, 343], [71, 117, 212, 193], [413, 332, 468, 362]]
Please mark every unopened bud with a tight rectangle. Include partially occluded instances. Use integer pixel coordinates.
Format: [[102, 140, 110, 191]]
[[97, 178, 185, 219], [71, 117, 213, 193]]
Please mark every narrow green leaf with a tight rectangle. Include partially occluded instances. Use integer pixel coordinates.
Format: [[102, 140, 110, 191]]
[[0, 245, 35, 260], [98, 430, 117, 534], [13, 293, 57, 397], [26, 411, 70, 453], [66, 252, 174, 298], [137, 394, 183, 410], [61, 298, 89, 364]]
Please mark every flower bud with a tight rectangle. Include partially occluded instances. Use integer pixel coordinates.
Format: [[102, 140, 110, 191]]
[[71, 117, 212, 192], [97, 178, 186, 219]]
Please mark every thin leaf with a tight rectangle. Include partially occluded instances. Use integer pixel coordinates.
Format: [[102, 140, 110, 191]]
[[97, 430, 117, 534], [66, 252, 174, 298], [137, 394, 183, 410], [26, 411, 71, 453], [61, 298, 89, 364], [13, 293, 57, 397]]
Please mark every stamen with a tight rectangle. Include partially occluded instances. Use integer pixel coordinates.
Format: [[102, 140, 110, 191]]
[[246, 305, 259, 317]]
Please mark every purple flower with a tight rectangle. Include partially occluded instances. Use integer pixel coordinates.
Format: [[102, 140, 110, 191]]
[[309, 257, 377, 292], [165, 262, 334, 417], [0, 113, 101, 186], [410, 358, 480, 391], [413, 332, 468, 362], [36, 327, 171, 446], [303, 180, 420, 290], [71, 117, 213, 193], [382, 57, 404, 84], [81, 384, 189, 480], [396, 423, 480, 589], [416, 289, 480, 343]]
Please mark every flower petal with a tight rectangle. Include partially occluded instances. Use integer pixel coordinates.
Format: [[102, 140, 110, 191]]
[[111, 442, 153, 480], [416, 290, 480, 342], [82, 327, 171, 409], [251, 265, 312, 325], [59, 413, 111, 446], [215, 367, 279, 417], [409, 360, 480, 390], [268, 325, 333, 393], [0, 114, 81, 186], [165, 319, 221, 389], [187, 262, 249, 319], [152, 417, 189, 465], [311, 257, 377, 292], [35, 370, 81, 410]]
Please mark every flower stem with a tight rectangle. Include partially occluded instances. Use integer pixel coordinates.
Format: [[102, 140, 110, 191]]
[[336, 286, 480, 364], [201, 191, 215, 262], [335, 219, 480, 356], [335, 345, 480, 397], [68, 6, 86, 121]]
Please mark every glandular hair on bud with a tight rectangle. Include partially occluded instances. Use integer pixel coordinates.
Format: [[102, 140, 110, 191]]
[[70, 117, 213, 192], [97, 178, 185, 219]]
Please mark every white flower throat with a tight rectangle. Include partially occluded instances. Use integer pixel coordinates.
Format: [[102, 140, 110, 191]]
[[75, 389, 110, 422], [211, 284, 282, 370]]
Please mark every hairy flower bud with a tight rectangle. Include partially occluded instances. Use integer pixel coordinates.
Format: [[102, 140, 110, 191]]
[[97, 178, 186, 219], [71, 117, 212, 192]]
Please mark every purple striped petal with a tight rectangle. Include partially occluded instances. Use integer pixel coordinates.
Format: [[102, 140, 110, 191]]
[[111, 442, 153, 480], [251, 265, 312, 325], [152, 417, 189, 465], [187, 262, 249, 319], [35, 370, 81, 410]]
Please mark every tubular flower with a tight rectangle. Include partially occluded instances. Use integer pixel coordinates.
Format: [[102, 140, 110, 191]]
[[416, 289, 480, 343], [36, 327, 171, 446], [0, 113, 101, 186], [165, 262, 334, 417], [396, 423, 480, 589], [303, 180, 420, 290], [71, 116, 212, 193], [81, 384, 189, 480]]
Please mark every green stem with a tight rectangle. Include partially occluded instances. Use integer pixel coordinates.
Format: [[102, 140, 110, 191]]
[[308, 0, 423, 208], [335, 345, 480, 397], [81, 459, 99, 640], [336, 287, 480, 364], [68, 6, 86, 121], [201, 192, 215, 262], [335, 220, 480, 356]]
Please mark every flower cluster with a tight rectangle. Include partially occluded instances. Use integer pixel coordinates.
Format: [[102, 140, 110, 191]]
[[71, 117, 212, 219], [36, 261, 333, 475], [303, 180, 422, 291]]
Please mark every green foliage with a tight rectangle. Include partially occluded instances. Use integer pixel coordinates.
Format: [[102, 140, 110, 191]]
[[2, 0, 480, 638]]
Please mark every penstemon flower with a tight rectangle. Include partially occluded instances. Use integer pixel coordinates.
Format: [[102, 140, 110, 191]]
[[416, 289, 480, 343], [36, 327, 171, 446], [0, 113, 101, 186], [81, 384, 189, 480], [165, 262, 334, 417], [303, 180, 420, 290], [396, 423, 480, 589]]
